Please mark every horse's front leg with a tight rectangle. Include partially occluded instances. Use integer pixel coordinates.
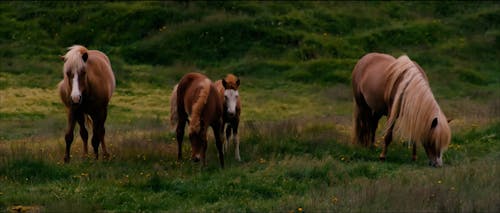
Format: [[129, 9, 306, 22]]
[[90, 109, 107, 160], [76, 113, 89, 158], [379, 123, 394, 161], [64, 111, 77, 163]]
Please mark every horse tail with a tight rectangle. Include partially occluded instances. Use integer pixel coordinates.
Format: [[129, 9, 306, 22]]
[[170, 84, 179, 131], [189, 78, 211, 134], [352, 94, 372, 147], [352, 98, 362, 145], [83, 114, 93, 134]]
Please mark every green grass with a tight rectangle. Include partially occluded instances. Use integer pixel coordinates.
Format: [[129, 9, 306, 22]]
[[1, 1, 499, 212]]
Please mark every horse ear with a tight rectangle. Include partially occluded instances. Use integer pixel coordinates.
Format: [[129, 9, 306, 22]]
[[236, 78, 240, 87], [431, 117, 438, 129], [82, 52, 88, 62], [60, 55, 65, 61], [222, 79, 228, 89]]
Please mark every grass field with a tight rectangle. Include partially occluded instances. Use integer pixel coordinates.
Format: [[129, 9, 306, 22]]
[[1, 2, 499, 212]]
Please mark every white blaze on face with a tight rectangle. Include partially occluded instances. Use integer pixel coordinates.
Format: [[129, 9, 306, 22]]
[[224, 89, 238, 115], [436, 151, 443, 167], [70, 72, 81, 104]]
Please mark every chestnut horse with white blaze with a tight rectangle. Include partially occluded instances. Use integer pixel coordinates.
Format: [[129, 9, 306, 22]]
[[58, 45, 115, 163], [215, 74, 242, 161], [170, 72, 225, 168], [352, 53, 451, 167]]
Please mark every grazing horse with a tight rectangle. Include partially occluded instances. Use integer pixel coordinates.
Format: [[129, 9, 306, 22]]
[[215, 74, 242, 161], [170, 72, 225, 168], [58, 45, 115, 163], [352, 53, 451, 167]]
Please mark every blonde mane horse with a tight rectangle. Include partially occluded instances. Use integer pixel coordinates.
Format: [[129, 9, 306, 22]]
[[215, 74, 242, 161], [170, 72, 225, 168], [58, 45, 115, 163], [352, 53, 451, 167]]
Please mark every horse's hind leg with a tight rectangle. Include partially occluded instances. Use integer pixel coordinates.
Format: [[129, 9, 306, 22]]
[[91, 110, 107, 160], [353, 95, 374, 147], [64, 111, 77, 163], [76, 113, 89, 158], [176, 118, 187, 161], [379, 123, 394, 161]]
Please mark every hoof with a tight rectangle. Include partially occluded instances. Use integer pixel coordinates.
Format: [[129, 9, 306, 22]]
[[379, 156, 386, 162], [103, 152, 110, 160], [64, 157, 70, 163]]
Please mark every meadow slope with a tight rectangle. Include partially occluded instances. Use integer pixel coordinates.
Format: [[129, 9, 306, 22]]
[[0, 2, 499, 212]]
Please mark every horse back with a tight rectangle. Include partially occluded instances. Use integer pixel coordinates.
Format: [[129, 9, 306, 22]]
[[352, 53, 396, 113], [85, 50, 115, 103], [178, 73, 223, 126]]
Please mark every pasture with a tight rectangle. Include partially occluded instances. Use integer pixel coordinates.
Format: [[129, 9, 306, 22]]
[[1, 2, 499, 212]]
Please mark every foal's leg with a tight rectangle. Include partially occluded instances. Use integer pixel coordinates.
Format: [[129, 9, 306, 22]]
[[232, 120, 241, 161], [76, 113, 89, 158], [379, 123, 394, 161], [176, 118, 187, 161], [224, 123, 232, 154], [64, 111, 77, 163]]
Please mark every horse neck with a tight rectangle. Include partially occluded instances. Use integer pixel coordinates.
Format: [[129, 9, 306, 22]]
[[393, 70, 441, 144]]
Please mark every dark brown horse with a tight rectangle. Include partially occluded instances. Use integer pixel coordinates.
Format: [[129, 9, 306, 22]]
[[58, 45, 115, 163], [352, 53, 451, 167], [215, 74, 242, 161], [170, 72, 225, 168]]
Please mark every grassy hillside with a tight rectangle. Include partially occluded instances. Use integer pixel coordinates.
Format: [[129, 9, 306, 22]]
[[1, 1, 499, 212]]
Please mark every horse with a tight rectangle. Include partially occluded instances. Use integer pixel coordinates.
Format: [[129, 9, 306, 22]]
[[351, 53, 451, 167], [170, 72, 225, 168], [215, 74, 242, 161], [58, 45, 115, 163]]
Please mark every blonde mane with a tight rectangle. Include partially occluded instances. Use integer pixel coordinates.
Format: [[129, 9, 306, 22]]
[[63, 45, 87, 74], [384, 56, 448, 146]]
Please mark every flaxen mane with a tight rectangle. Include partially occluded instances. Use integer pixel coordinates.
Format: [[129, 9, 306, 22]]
[[63, 45, 87, 74], [384, 56, 450, 147]]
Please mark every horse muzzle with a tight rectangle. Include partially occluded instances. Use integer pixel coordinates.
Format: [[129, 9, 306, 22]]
[[71, 95, 82, 105], [428, 159, 443, 168]]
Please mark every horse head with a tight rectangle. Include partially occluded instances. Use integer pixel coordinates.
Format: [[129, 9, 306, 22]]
[[424, 116, 451, 167], [63, 45, 88, 105], [221, 74, 240, 117]]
